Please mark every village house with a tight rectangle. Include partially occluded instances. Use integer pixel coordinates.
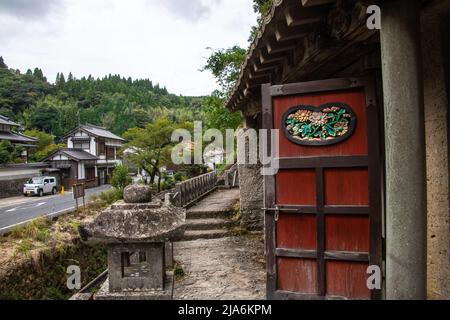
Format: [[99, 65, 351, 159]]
[[226, 0, 450, 300], [0, 115, 37, 163], [43, 124, 124, 189]]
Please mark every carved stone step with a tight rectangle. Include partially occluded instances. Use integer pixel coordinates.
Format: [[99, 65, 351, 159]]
[[182, 229, 231, 241], [186, 209, 234, 220], [185, 218, 232, 231]]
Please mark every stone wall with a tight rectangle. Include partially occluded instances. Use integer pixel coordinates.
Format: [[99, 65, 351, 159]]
[[421, 0, 450, 299], [237, 164, 263, 230], [237, 124, 264, 230], [0, 163, 51, 198], [0, 177, 30, 198]]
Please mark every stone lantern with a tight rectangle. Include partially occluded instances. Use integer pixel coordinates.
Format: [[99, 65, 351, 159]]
[[79, 184, 185, 300]]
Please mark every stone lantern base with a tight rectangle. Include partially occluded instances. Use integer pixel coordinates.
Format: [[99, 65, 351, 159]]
[[95, 271, 174, 300]]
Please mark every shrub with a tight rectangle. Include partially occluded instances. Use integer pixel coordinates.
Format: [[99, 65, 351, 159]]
[[111, 164, 132, 191], [97, 187, 123, 205]]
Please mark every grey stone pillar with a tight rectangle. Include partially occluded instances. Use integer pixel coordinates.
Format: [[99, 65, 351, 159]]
[[237, 115, 264, 230], [380, 0, 427, 299]]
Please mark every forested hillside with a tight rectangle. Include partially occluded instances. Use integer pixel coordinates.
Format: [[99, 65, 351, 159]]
[[0, 56, 205, 138]]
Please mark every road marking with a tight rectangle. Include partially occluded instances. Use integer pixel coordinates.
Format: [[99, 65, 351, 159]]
[[5, 202, 46, 213], [0, 207, 75, 234]]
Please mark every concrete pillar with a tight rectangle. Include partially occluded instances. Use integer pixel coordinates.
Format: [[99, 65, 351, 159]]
[[380, 0, 427, 299]]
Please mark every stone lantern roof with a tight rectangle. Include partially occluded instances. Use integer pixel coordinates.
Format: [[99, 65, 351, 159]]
[[79, 184, 186, 243]]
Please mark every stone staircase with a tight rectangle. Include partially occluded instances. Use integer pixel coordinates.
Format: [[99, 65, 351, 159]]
[[182, 188, 240, 241]]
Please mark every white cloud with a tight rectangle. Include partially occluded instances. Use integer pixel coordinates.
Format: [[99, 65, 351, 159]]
[[0, 0, 257, 96]]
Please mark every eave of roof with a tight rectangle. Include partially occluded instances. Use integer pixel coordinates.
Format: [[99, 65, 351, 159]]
[[62, 124, 125, 142], [225, 0, 377, 112], [0, 115, 20, 127], [0, 131, 38, 143], [42, 148, 98, 162]]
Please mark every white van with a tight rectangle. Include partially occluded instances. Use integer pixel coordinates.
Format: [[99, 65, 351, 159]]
[[23, 176, 58, 197]]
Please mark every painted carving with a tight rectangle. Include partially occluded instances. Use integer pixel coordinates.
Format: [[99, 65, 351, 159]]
[[282, 103, 356, 146]]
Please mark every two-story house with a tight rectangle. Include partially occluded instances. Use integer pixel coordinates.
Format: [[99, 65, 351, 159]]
[[0, 115, 37, 163], [43, 124, 124, 188]]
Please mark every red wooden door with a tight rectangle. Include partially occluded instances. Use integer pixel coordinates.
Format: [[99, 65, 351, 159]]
[[263, 77, 383, 300]]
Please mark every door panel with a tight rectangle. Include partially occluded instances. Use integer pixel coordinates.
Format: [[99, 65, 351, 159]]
[[277, 258, 318, 294], [276, 213, 316, 250], [276, 169, 316, 205], [325, 215, 369, 252], [263, 77, 383, 300], [273, 89, 368, 158], [325, 261, 370, 299], [324, 168, 369, 205]]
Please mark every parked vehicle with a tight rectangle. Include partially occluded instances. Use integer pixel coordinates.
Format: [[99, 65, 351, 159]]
[[23, 176, 58, 197]]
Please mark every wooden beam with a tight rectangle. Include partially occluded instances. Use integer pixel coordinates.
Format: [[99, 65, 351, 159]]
[[253, 59, 279, 73], [266, 37, 298, 54], [285, 6, 323, 27], [259, 47, 286, 64], [275, 22, 309, 42], [248, 70, 271, 80], [247, 73, 272, 86]]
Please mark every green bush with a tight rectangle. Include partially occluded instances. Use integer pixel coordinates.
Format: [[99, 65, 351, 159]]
[[111, 164, 132, 191], [97, 188, 123, 205]]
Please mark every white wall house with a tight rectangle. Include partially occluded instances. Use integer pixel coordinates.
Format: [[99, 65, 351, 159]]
[[43, 124, 125, 188]]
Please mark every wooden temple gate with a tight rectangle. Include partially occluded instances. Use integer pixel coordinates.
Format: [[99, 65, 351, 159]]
[[263, 77, 383, 300]]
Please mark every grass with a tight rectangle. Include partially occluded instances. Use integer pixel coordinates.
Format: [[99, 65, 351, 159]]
[[0, 194, 112, 300], [89, 187, 123, 207], [173, 262, 186, 281], [15, 240, 33, 254], [231, 202, 241, 223], [9, 217, 51, 242]]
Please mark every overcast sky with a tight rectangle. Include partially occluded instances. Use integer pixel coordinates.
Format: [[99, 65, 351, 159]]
[[0, 0, 257, 96]]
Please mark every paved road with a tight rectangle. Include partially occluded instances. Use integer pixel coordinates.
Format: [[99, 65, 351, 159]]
[[0, 185, 112, 235]]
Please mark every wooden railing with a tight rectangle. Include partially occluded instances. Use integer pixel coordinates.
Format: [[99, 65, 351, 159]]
[[174, 171, 217, 207]]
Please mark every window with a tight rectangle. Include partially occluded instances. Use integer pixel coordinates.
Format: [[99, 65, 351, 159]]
[[29, 177, 43, 184], [73, 142, 90, 150], [107, 147, 115, 159], [98, 141, 106, 155]]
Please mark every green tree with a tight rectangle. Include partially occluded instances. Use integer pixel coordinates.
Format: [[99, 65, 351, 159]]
[[23, 129, 66, 161], [111, 164, 132, 191], [0, 141, 14, 164], [26, 102, 58, 134], [0, 141, 22, 164], [0, 56, 7, 69], [23, 129, 53, 151], [201, 46, 247, 94], [203, 92, 242, 132], [0, 56, 205, 142], [121, 117, 192, 192]]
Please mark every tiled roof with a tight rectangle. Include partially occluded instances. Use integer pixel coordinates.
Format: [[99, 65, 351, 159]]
[[81, 124, 125, 141], [0, 131, 38, 143], [43, 148, 98, 162], [0, 115, 19, 126]]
